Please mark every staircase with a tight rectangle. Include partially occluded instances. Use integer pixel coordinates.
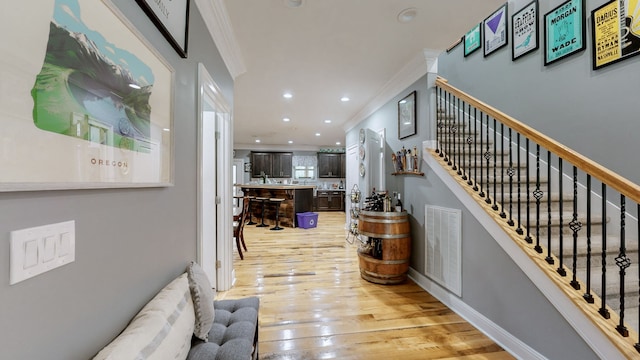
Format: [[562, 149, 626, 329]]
[[435, 104, 640, 341]]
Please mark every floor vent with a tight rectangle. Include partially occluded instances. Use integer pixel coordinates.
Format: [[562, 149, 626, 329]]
[[425, 205, 462, 296]]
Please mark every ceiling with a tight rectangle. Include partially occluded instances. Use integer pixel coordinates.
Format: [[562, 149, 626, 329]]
[[211, 0, 506, 150]]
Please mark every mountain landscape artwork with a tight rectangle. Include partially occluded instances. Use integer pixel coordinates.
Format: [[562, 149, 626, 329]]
[[31, 0, 155, 153]]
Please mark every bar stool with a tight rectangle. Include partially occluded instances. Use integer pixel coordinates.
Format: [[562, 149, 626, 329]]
[[269, 198, 285, 231], [255, 197, 269, 227], [246, 196, 257, 225]]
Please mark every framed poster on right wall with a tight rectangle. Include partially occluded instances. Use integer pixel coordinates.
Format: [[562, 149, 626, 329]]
[[591, 0, 640, 70], [544, 0, 586, 65]]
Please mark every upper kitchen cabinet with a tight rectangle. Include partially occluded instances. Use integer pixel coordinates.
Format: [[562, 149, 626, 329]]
[[250, 151, 293, 178], [318, 152, 344, 178], [272, 152, 293, 178], [251, 152, 272, 178]]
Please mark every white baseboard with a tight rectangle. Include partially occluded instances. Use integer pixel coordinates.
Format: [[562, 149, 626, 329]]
[[408, 268, 548, 360]]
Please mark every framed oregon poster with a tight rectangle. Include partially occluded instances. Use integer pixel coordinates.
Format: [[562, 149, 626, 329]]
[[544, 0, 586, 65], [464, 23, 482, 57], [0, 0, 174, 191], [591, 0, 640, 70]]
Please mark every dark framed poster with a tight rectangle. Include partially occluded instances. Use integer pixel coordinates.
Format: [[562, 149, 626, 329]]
[[464, 23, 482, 57], [136, 0, 190, 58], [512, 0, 539, 60], [544, 0, 586, 65], [591, 0, 640, 70], [484, 3, 509, 57]]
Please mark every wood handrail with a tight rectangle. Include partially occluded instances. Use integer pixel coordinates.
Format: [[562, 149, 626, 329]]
[[436, 77, 640, 204]]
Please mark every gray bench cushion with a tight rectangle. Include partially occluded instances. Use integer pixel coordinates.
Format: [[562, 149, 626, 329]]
[[188, 297, 259, 360]]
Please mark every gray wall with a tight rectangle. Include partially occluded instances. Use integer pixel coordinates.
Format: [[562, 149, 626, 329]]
[[0, 2, 232, 359], [439, 0, 640, 183]]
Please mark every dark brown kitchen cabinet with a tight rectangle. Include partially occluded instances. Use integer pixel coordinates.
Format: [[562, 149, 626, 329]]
[[251, 152, 272, 178], [316, 190, 344, 211], [250, 152, 293, 178], [318, 153, 344, 178], [272, 152, 293, 178]]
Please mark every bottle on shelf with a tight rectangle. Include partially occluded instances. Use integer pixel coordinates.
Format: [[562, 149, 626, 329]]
[[395, 193, 403, 212]]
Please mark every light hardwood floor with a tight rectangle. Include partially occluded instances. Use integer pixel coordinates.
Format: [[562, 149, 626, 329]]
[[217, 211, 515, 360]]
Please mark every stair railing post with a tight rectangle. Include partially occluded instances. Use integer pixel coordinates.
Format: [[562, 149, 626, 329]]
[[570, 165, 582, 289], [583, 175, 595, 303], [615, 194, 630, 337], [599, 183, 611, 319]]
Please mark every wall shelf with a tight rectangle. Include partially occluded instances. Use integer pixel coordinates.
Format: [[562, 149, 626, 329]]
[[392, 171, 424, 176]]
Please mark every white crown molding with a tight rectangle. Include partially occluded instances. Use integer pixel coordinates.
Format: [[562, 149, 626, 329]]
[[195, 0, 247, 79], [343, 48, 439, 133]]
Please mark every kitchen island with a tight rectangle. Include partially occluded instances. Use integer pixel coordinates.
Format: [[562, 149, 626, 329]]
[[239, 184, 315, 228]]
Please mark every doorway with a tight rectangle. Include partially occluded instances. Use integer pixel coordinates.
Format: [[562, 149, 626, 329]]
[[197, 63, 233, 291]]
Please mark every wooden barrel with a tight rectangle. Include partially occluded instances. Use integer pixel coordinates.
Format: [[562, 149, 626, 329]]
[[357, 210, 411, 284]]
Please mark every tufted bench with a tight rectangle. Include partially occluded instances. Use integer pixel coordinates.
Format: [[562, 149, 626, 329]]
[[188, 297, 259, 359], [92, 262, 259, 360]]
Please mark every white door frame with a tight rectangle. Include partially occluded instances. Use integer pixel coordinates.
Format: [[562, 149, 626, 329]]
[[197, 63, 233, 290]]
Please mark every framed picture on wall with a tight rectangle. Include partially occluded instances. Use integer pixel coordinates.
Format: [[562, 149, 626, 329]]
[[512, 0, 539, 60], [544, 0, 585, 65], [464, 23, 482, 57], [1, 0, 175, 191], [483, 3, 509, 57], [398, 91, 416, 140], [591, 0, 640, 70], [136, 0, 190, 58]]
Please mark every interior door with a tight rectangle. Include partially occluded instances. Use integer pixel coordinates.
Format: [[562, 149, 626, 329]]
[[197, 64, 232, 290]]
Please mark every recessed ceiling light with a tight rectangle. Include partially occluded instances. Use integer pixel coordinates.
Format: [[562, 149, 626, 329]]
[[283, 92, 293, 99], [315, 133, 321, 136], [283, 117, 290, 122], [284, 0, 304, 8], [397, 8, 417, 23], [336, 142, 341, 145], [255, 139, 261, 143], [340, 96, 350, 102], [288, 140, 293, 144], [324, 119, 332, 124]]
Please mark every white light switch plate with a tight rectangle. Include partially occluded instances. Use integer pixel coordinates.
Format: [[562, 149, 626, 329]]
[[10, 220, 75, 285]]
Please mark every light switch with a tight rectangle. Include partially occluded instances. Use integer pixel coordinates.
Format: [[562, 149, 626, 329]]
[[59, 232, 71, 257], [23, 239, 38, 269], [42, 235, 57, 263], [10, 220, 75, 285]]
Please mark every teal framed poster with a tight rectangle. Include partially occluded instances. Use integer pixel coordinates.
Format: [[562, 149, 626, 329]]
[[464, 23, 482, 57], [544, 0, 586, 65]]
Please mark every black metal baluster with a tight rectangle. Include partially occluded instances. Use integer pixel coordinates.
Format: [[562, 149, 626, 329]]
[[492, 118, 498, 209], [436, 88, 442, 155], [557, 158, 565, 276], [438, 88, 447, 157], [636, 203, 640, 352], [524, 139, 532, 243], [546, 151, 554, 264], [446, 92, 451, 165], [473, 108, 479, 191], [483, 113, 491, 200], [451, 96, 458, 171], [599, 183, 610, 319], [456, 98, 462, 175], [569, 166, 582, 289], [507, 128, 515, 226], [515, 133, 523, 234], [584, 175, 594, 303], [534, 144, 543, 253], [500, 123, 507, 218], [466, 103, 473, 184], [615, 195, 630, 337]]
